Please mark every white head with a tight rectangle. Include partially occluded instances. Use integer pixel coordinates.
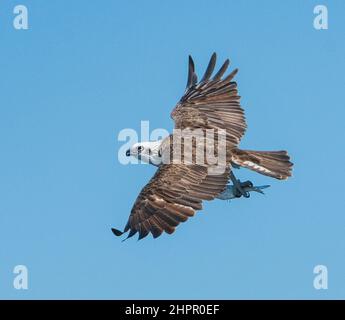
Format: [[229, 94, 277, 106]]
[[126, 140, 163, 166]]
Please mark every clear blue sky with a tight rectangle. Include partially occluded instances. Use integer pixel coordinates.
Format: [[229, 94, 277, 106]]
[[0, 0, 344, 299]]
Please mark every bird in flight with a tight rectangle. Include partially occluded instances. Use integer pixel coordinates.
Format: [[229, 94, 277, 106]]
[[113, 53, 293, 240]]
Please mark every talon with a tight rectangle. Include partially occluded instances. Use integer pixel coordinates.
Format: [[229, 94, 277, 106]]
[[229, 172, 255, 199], [243, 191, 250, 198], [242, 181, 253, 188]]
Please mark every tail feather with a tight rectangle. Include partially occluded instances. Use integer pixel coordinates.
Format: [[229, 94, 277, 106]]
[[232, 149, 293, 180]]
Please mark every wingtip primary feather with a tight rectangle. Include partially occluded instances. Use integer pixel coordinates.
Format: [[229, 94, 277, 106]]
[[200, 52, 217, 83], [213, 58, 230, 80], [223, 68, 239, 82], [111, 228, 124, 237], [187, 53, 237, 89], [186, 55, 196, 89]]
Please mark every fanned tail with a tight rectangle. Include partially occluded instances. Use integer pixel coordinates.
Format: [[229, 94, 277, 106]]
[[232, 149, 293, 180]]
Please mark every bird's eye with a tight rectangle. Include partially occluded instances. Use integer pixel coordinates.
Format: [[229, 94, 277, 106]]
[[137, 146, 144, 152]]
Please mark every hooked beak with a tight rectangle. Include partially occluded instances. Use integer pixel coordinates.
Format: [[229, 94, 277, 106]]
[[126, 149, 131, 157]]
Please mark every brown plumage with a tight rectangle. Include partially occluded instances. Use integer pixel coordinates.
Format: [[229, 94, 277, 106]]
[[112, 53, 293, 240], [113, 164, 230, 240]]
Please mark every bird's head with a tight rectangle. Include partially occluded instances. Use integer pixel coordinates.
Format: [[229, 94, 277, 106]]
[[126, 140, 163, 166]]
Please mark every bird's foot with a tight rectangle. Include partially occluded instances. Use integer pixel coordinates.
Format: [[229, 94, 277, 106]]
[[232, 180, 251, 198], [229, 171, 251, 198], [217, 181, 270, 200]]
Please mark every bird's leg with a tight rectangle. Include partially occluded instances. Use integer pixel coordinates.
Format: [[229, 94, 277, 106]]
[[229, 170, 250, 198], [217, 181, 270, 200]]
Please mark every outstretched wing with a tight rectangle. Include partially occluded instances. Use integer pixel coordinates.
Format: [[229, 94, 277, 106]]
[[112, 163, 230, 240], [171, 53, 247, 147]]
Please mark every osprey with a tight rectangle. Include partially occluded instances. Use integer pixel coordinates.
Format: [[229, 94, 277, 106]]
[[113, 53, 293, 240]]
